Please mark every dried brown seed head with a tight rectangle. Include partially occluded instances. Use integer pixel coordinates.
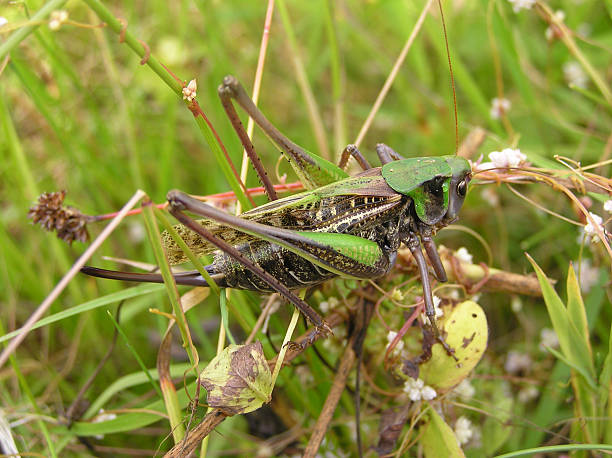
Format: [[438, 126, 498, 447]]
[[28, 191, 91, 244]]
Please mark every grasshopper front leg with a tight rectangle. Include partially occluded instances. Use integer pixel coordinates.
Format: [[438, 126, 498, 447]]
[[405, 233, 457, 360]]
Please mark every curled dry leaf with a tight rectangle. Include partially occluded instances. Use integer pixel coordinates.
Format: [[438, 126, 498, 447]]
[[200, 341, 273, 415]]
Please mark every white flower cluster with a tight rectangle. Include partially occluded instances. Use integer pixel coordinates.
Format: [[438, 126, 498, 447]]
[[505, 351, 532, 374], [420, 295, 443, 324], [604, 200, 612, 213], [577, 259, 599, 292], [584, 212, 603, 236], [0, 17, 8, 28], [453, 379, 476, 398], [386, 330, 405, 353], [518, 385, 540, 403], [319, 296, 339, 314], [454, 416, 474, 445], [507, 0, 535, 13], [475, 148, 527, 171], [182, 79, 198, 102], [455, 247, 473, 264], [563, 61, 588, 89], [539, 328, 559, 351], [490, 97, 511, 120], [49, 10, 68, 31], [403, 377, 437, 401], [92, 409, 117, 439]]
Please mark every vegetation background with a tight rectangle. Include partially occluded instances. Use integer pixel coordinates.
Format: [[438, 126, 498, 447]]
[[0, 0, 610, 456]]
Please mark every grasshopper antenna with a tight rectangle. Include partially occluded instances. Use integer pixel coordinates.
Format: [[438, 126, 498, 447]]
[[437, 0, 458, 153]]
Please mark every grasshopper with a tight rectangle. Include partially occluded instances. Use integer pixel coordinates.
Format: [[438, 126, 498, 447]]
[[82, 75, 472, 348]]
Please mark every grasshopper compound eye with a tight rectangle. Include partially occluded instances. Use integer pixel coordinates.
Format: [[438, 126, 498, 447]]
[[456, 179, 467, 197]]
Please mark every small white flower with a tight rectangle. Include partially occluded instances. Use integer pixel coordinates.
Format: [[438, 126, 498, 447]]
[[421, 385, 437, 401], [490, 97, 511, 120], [511, 296, 523, 312], [545, 10, 565, 41], [421, 295, 443, 324], [455, 247, 473, 264], [563, 61, 588, 89], [584, 212, 603, 235], [577, 259, 599, 292], [518, 385, 540, 403], [92, 409, 117, 440], [182, 79, 197, 102], [481, 187, 500, 206], [454, 416, 474, 445], [49, 10, 68, 30], [603, 200, 612, 213], [553, 10, 565, 22], [0, 17, 8, 28], [507, 0, 535, 13], [319, 297, 339, 314], [391, 288, 405, 301], [386, 331, 405, 354], [448, 289, 460, 300], [127, 222, 145, 243], [403, 378, 437, 401], [453, 379, 475, 399], [488, 148, 527, 168], [539, 328, 559, 351], [505, 351, 532, 374]]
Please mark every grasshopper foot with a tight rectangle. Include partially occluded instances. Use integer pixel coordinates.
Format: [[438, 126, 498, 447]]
[[429, 321, 458, 361]]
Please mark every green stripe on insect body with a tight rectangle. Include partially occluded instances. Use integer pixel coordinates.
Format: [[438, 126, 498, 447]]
[[296, 231, 383, 268]]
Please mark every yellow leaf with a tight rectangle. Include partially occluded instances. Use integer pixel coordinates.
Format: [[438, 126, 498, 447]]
[[420, 301, 488, 391]]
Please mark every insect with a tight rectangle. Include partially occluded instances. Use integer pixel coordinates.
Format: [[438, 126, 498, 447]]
[[81, 75, 472, 348]]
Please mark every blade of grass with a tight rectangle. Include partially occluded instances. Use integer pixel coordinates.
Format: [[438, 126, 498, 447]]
[[0, 283, 164, 344], [0, 321, 57, 457], [353, 0, 434, 147], [141, 200, 196, 370], [277, 0, 330, 159], [106, 310, 162, 398]]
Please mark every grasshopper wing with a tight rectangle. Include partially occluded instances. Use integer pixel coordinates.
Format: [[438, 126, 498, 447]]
[[163, 170, 400, 265]]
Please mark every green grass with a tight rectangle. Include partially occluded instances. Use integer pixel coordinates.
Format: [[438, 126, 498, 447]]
[[0, 0, 611, 456]]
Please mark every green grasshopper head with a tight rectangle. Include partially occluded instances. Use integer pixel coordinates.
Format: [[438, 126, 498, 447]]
[[381, 156, 472, 227], [440, 156, 472, 226]]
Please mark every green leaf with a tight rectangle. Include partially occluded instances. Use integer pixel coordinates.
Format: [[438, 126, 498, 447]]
[[420, 406, 465, 458], [566, 264, 592, 359], [598, 322, 612, 425], [0, 284, 164, 343], [525, 255, 596, 383]]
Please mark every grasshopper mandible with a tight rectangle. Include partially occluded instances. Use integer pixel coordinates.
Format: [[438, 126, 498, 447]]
[[82, 75, 472, 349]]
